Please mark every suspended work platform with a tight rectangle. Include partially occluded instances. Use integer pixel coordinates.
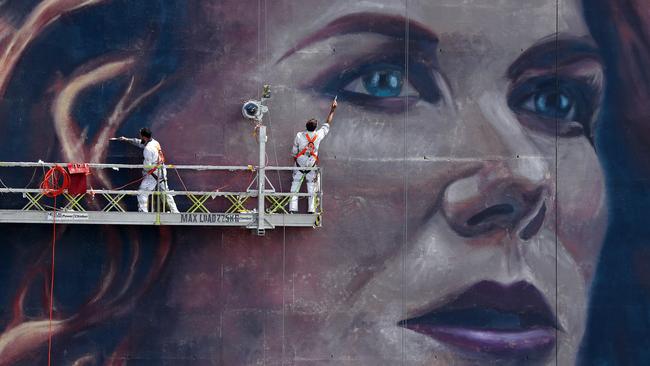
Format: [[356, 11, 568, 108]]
[[0, 160, 322, 235], [0, 125, 321, 235]]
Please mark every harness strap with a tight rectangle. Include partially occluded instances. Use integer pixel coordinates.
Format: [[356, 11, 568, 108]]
[[295, 161, 312, 175], [295, 133, 319, 163], [145, 140, 166, 179]]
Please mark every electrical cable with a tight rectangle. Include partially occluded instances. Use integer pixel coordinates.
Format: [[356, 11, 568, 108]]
[[173, 168, 189, 192], [0, 167, 43, 196], [23, 166, 39, 188]]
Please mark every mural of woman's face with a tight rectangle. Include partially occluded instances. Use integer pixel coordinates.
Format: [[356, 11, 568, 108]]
[[150, 0, 607, 365]]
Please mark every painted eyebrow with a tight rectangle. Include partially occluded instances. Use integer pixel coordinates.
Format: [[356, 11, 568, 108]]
[[277, 12, 439, 63], [507, 35, 601, 80]]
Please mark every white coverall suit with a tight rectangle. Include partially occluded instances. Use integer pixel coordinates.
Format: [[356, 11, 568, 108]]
[[290, 122, 329, 213], [127, 138, 179, 213]]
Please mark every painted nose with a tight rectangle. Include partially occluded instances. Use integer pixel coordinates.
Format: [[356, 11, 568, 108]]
[[441, 160, 549, 239]]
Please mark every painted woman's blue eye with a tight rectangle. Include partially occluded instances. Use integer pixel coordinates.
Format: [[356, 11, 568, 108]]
[[343, 66, 416, 99], [316, 59, 443, 113], [361, 70, 404, 97], [508, 77, 598, 137], [530, 90, 575, 120]]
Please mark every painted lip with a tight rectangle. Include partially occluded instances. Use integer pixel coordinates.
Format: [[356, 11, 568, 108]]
[[398, 281, 558, 358]]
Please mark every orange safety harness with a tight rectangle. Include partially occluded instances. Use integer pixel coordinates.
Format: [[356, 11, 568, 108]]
[[146, 142, 166, 179], [294, 133, 319, 164]]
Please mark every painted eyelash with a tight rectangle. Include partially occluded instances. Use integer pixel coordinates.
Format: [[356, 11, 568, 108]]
[[312, 54, 442, 112]]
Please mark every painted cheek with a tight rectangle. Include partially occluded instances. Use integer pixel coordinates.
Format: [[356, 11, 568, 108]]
[[556, 142, 607, 280]]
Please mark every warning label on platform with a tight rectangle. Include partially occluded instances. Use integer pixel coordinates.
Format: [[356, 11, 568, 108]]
[[179, 213, 251, 225], [47, 212, 90, 221]]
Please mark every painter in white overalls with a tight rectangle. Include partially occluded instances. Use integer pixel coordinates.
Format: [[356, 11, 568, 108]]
[[119, 128, 179, 213], [290, 99, 337, 213]]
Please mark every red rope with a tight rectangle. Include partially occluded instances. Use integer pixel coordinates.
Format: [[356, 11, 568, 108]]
[[39, 166, 68, 366], [47, 195, 56, 366], [112, 175, 146, 191], [40, 165, 69, 198]]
